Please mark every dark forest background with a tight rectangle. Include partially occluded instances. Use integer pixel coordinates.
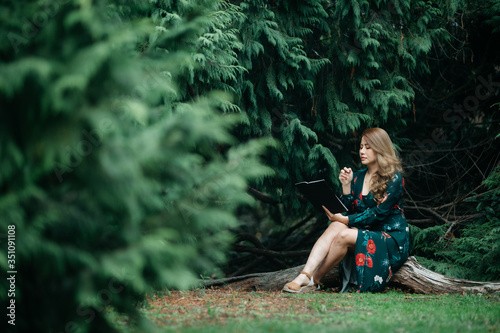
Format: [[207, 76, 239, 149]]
[[1, 0, 499, 332]]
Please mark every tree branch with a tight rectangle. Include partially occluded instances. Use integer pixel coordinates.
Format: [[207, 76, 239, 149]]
[[233, 245, 309, 258], [247, 187, 280, 204]]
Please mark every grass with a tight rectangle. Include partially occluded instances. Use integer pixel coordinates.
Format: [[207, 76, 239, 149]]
[[111, 288, 500, 333]]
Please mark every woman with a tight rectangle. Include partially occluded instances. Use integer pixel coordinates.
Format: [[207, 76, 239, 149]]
[[283, 128, 410, 293]]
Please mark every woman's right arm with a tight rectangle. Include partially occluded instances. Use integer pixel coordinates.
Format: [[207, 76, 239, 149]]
[[339, 167, 353, 194], [339, 167, 354, 212]]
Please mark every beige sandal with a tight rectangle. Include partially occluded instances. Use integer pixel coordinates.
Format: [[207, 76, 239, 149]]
[[283, 271, 315, 293]]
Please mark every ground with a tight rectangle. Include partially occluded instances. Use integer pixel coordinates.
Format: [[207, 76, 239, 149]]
[[133, 287, 500, 333], [143, 287, 342, 327]]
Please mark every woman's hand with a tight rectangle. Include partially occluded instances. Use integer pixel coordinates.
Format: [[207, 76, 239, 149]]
[[338, 167, 353, 186], [322, 206, 349, 225]]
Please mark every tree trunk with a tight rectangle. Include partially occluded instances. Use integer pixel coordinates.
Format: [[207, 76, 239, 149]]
[[202, 257, 500, 294]]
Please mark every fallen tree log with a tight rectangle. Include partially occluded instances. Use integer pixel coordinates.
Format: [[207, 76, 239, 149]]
[[202, 257, 500, 294]]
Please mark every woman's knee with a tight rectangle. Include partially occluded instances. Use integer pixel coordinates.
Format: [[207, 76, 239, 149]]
[[336, 229, 357, 247], [319, 223, 346, 244], [327, 221, 347, 233]]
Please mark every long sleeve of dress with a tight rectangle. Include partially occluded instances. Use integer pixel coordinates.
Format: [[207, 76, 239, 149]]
[[347, 173, 404, 229], [340, 193, 355, 213]]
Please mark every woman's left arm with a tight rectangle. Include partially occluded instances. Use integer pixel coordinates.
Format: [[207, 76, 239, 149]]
[[346, 173, 405, 228]]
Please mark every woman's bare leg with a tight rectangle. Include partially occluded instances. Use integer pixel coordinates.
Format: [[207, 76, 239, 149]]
[[285, 222, 347, 287], [313, 228, 358, 283]]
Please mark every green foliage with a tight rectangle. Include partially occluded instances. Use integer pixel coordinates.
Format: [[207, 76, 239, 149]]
[[1, 3, 496, 332], [444, 164, 500, 281], [315, 0, 449, 133], [485, 0, 500, 32], [232, 1, 338, 217], [398, 0, 500, 282], [150, 0, 247, 110], [484, 159, 500, 194], [0, 0, 272, 332], [411, 164, 500, 281], [141, 0, 456, 222], [232, 0, 455, 220], [411, 225, 447, 257]]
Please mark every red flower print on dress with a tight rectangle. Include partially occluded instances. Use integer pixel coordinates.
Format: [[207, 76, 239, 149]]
[[366, 256, 373, 268], [393, 204, 404, 213], [354, 176, 358, 184], [355, 253, 366, 266], [367, 239, 376, 254]]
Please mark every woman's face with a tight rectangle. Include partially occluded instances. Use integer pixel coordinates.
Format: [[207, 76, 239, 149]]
[[360, 136, 377, 167]]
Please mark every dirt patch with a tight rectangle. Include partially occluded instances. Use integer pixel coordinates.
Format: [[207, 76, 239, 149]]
[[142, 287, 347, 328]]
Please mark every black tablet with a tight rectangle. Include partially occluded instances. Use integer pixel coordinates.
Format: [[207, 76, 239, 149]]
[[295, 179, 348, 214]]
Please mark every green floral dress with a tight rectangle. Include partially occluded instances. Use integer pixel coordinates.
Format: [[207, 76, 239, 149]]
[[339, 169, 410, 293]]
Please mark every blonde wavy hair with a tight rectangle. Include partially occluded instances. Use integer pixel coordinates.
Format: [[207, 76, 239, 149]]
[[362, 128, 402, 202]]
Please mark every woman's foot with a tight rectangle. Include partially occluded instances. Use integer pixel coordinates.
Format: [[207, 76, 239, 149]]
[[313, 281, 322, 291], [283, 271, 315, 293]]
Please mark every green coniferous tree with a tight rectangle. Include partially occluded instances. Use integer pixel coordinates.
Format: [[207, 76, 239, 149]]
[[0, 0, 272, 332], [401, 0, 500, 281], [233, 0, 335, 215], [230, 0, 451, 215], [149, 0, 247, 112]]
